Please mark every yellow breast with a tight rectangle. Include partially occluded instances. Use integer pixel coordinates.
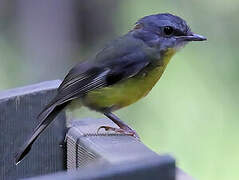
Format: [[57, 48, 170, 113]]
[[84, 49, 175, 111]]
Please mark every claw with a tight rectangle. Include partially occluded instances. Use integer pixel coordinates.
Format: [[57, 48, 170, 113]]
[[97, 125, 140, 140], [97, 125, 113, 133]]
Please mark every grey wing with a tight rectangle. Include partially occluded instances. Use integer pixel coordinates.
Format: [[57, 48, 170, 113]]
[[55, 50, 150, 106]]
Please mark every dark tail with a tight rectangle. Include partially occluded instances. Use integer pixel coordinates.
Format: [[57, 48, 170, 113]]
[[15, 101, 68, 165]]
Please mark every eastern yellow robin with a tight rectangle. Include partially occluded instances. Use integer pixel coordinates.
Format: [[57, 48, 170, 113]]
[[15, 13, 206, 164]]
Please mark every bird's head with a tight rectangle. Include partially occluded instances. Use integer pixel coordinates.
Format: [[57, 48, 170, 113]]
[[132, 13, 206, 52]]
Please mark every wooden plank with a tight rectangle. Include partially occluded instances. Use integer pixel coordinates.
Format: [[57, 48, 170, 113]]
[[66, 118, 175, 169], [23, 156, 175, 180], [0, 80, 66, 179], [23, 118, 175, 180]]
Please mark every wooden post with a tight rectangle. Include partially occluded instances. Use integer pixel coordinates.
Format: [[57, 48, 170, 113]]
[[0, 80, 66, 179]]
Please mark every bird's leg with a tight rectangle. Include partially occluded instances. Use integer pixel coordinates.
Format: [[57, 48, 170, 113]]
[[97, 111, 140, 139]]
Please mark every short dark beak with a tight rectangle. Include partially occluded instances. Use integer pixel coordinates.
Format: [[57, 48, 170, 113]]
[[177, 33, 207, 42]]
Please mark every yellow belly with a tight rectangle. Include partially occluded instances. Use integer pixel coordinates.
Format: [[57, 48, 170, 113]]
[[84, 49, 175, 111]]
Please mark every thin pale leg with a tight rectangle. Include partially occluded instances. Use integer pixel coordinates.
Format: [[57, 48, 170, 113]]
[[97, 111, 140, 139]]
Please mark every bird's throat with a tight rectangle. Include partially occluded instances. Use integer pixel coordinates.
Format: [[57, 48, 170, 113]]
[[160, 48, 176, 67]]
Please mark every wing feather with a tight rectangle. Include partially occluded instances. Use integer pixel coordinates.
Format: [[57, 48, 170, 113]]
[[53, 35, 150, 106]]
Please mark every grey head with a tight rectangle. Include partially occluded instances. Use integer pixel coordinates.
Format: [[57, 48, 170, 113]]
[[132, 13, 206, 51]]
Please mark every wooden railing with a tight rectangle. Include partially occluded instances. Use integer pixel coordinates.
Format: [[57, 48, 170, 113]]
[[0, 81, 194, 180]]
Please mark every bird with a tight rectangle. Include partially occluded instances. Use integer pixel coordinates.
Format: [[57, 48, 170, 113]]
[[15, 13, 206, 164]]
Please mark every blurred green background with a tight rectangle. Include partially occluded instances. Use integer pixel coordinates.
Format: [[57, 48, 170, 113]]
[[0, 0, 238, 179]]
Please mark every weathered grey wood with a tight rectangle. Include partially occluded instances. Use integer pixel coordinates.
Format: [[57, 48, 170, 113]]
[[19, 113, 195, 180], [57, 118, 175, 179], [22, 166, 194, 180], [22, 156, 175, 180], [66, 118, 175, 170], [0, 80, 66, 180]]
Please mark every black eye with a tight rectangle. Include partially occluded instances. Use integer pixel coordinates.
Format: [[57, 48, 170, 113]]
[[163, 26, 174, 36]]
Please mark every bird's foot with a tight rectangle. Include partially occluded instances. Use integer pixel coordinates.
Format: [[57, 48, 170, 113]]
[[97, 125, 140, 140]]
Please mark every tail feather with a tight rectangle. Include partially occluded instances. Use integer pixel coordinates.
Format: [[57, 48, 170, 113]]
[[15, 102, 68, 165]]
